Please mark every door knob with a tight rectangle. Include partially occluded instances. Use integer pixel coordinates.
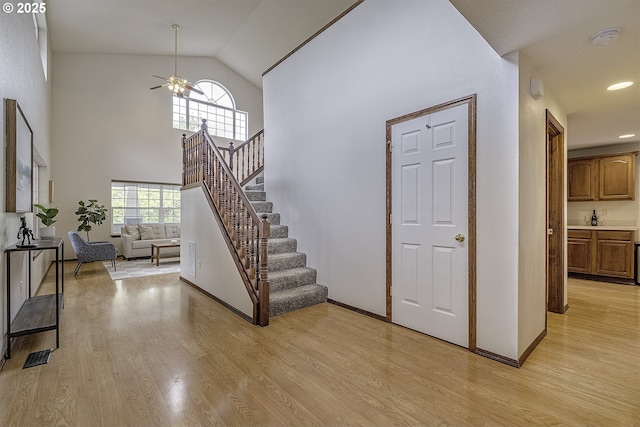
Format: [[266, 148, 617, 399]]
[[455, 233, 465, 242]]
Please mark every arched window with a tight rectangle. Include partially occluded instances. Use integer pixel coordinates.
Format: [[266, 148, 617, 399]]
[[172, 80, 248, 140]]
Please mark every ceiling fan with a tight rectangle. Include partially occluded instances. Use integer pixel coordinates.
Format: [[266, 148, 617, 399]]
[[150, 24, 204, 97]]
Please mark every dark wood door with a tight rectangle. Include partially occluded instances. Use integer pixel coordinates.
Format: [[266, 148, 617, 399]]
[[547, 111, 565, 313]]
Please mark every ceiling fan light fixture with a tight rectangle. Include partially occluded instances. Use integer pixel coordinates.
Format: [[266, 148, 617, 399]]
[[150, 24, 204, 97]]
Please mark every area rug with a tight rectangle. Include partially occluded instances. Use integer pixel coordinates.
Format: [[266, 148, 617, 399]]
[[103, 257, 180, 280]]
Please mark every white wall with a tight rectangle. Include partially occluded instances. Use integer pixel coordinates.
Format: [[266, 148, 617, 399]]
[[263, 0, 521, 359], [0, 10, 53, 348], [517, 53, 568, 357], [180, 186, 253, 317], [51, 53, 263, 258]]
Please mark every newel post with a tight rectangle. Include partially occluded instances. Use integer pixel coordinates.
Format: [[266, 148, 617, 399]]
[[258, 213, 270, 326], [228, 141, 235, 172], [199, 119, 208, 182]]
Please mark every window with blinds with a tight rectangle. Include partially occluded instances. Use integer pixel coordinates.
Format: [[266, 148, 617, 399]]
[[111, 181, 181, 234]]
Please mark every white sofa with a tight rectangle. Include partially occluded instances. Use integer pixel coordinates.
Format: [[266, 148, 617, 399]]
[[120, 223, 181, 260]]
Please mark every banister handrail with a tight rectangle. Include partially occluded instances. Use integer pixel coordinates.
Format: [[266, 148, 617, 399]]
[[217, 130, 264, 153], [182, 119, 269, 326], [215, 130, 264, 186]]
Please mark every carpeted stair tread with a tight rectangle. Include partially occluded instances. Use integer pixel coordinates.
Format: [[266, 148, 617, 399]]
[[251, 201, 273, 213], [245, 190, 266, 201], [269, 284, 328, 317], [245, 183, 264, 191], [262, 212, 280, 225], [270, 225, 289, 238], [268, 238, 297, 254], [268, 267, 317, 292], [268, 252, 307, 271], [242, 175, 327, 318]]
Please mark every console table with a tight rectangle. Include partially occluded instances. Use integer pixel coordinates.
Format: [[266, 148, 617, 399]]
[[5, 238, 64, 359]]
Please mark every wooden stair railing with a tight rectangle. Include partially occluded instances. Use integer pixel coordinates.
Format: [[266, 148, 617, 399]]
[[217, 129, 264, 186], [182, 119, 269, 326]]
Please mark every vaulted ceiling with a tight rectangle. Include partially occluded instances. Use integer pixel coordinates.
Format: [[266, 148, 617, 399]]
[[46, 0, 639, 149]]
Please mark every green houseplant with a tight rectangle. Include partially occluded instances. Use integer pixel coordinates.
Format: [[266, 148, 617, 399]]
[[34, 203, 59, 239], [75, 199, 107, 241]]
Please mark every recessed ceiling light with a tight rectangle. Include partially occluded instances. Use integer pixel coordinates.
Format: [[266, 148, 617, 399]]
[[607, 81, 634, 91], [591, 28, 620, 45], [619, 134, 636, 139]]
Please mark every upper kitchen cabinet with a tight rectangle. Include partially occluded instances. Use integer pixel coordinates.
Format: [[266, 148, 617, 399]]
[[599, 155, 634, 200], [568, 158, 597, 201], [568, 152, 637, 202]]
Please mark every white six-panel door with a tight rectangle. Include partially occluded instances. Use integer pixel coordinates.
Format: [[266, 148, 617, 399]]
[[391, 103, 469, 347]]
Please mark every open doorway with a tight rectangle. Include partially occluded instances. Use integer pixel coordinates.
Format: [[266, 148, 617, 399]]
[[546, 110, 566, 313]]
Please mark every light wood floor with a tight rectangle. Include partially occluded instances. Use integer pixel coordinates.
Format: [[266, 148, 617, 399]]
[[0, 262, 638, 426]]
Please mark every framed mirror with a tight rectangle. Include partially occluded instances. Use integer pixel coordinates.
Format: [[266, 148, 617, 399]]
[[5, 98, 33, 212]]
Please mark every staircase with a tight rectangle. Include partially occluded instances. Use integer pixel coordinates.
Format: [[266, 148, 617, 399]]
[[245, 176, 328, 317]]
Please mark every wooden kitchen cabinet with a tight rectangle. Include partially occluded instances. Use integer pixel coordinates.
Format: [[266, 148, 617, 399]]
[[595, 231, 633, 278], [567, 229, 634, 280], [567, 230, 593, 273], [568, 153, 636, 201], [568, 159, 597, 201], [599, 155, 635, 200]]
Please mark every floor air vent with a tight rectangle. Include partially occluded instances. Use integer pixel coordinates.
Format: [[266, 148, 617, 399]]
[[23, 349, 51, 369]]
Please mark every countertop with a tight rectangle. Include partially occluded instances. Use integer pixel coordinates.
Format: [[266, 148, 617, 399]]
[[567, 225, 638, 231]]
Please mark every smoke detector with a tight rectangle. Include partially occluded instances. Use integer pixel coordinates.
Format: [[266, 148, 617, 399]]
[[591, 28, 620, 45]]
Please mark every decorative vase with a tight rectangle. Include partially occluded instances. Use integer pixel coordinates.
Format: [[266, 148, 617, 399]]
[[39, 226, 55, 239]]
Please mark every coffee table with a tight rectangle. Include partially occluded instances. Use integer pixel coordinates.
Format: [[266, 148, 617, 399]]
[[151, 242, 180, 266]]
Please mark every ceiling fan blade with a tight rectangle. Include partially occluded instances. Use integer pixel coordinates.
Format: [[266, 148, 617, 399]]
[[176, 91, 184, 98], [152, 75, 168, 81], [150, 85, 164, 90], [184, 84, 204, 95]]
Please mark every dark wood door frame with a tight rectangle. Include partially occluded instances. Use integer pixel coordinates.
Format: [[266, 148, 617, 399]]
[[386, 94, 477, 351], [546, 110, 566, 314]]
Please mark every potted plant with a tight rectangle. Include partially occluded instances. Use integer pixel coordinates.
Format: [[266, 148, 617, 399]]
[[75, 199, 107, 241], [34, 203, 59, 239]]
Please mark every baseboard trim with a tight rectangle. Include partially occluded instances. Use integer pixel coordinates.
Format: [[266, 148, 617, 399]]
[[474, 348, 520, 368], [327, 299, 387, 322], [568, 272, 634, 285], [179, 276, 253, 324], [518, 328, 547, 366]]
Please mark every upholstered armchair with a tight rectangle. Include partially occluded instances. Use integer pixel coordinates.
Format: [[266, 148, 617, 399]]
[[68, 231, 118, 276]]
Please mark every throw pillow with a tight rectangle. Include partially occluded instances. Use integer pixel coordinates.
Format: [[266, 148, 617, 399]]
[[125, 225, 141, 240], [139, 224, 156, 240], [152, 224, 167, 239], [165, 224, 180, 239]]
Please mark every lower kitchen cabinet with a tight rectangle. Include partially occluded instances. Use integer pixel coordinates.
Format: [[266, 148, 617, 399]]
[[568, 229, 634, 280], [595, 231, 633, 278], [567, 230, 592, 273]]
